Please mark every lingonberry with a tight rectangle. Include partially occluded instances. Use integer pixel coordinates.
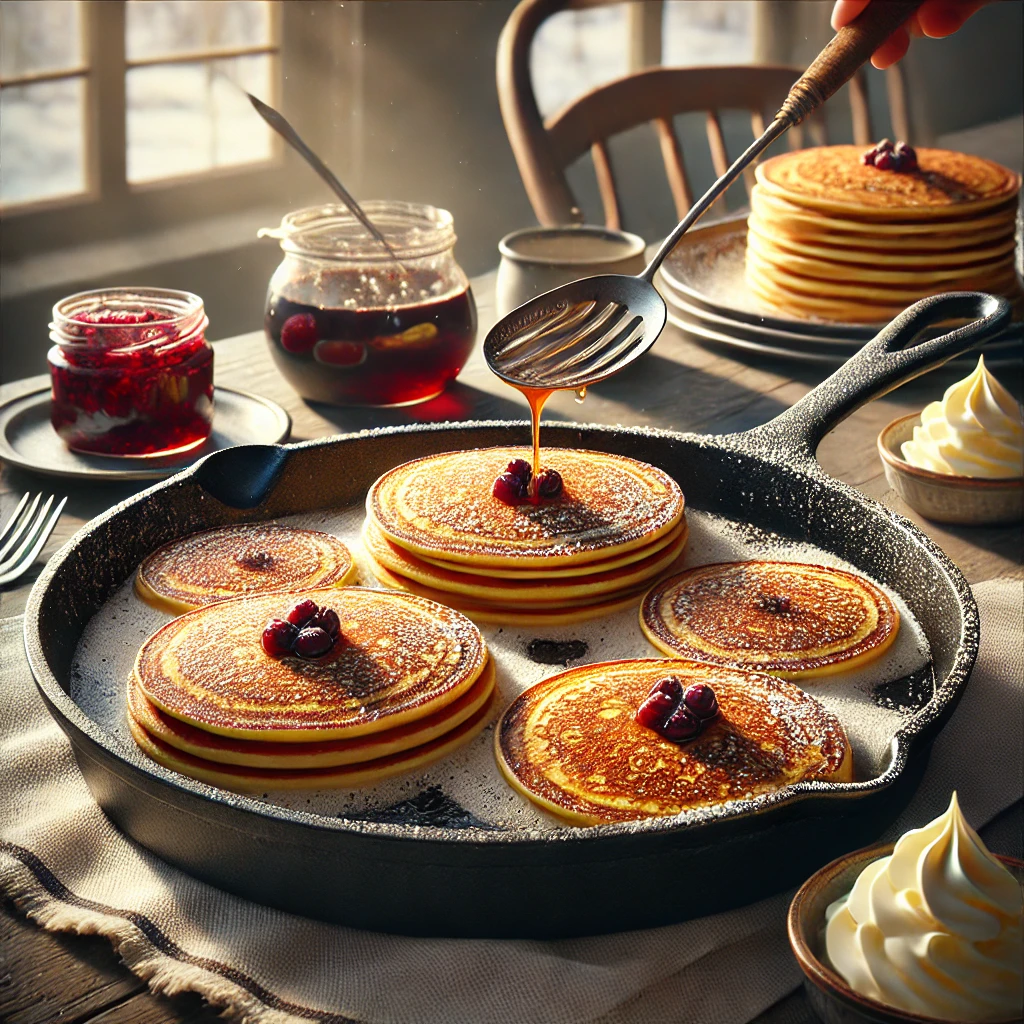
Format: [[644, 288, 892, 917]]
[[635, 690, 678, 731], [309, 606, 341, 640], [683, 683, 719, 721], [874, 150, 896, 171], [506, 458, 532, 484], [535, 468, 563, 499], [286, 598, 320, 627], [661, 706, 702, 742], [262, 618, 298, 657], [493, 471, 528, 504], [294, 626, 334, 659]]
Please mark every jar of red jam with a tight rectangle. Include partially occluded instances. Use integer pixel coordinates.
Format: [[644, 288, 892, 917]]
[[261, 201, 477, 406], [48, 288, 213, 457]]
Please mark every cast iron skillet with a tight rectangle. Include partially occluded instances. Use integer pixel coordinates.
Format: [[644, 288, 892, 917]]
[[25, 292, 1010, 938]]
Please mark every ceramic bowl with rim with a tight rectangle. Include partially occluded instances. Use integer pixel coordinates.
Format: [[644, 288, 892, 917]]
[[878, 413, 1023, 525], [495, 224, 647, 319], [788, 840, 1024, 1024]]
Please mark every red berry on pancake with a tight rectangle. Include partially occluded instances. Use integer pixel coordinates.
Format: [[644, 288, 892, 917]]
[[294, 626, 334, 659], [286, 598, 320, 627], [262, 618, 298, 657]]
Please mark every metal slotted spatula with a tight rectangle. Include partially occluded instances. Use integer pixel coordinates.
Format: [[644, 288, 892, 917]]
[[485, 0, 925, 392]]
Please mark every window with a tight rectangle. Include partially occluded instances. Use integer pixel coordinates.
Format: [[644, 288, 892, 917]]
[[0, 0, 280, 212], [125, 1, 276, 184], [0, 1, 88, 206]]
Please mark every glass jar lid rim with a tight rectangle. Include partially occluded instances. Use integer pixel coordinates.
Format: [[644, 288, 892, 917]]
[[53, 287, 205, 327], [259, 200, 457, 259]]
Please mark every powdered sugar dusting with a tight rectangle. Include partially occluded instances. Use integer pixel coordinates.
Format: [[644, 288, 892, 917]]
[[70, 504, 929, 833]]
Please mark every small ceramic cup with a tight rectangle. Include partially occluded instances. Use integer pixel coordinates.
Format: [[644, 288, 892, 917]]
[[495, 225, 647, 319], [788, 841, 1024, 1024], [877, 413, 1023, 525]]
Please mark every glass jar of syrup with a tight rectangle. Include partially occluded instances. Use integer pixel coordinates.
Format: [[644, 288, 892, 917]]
[[48, 288, 213, 457], [261, 201, 477, 406]]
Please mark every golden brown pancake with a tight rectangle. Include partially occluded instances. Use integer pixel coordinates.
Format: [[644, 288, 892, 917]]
[[754, 146, 1020, 218], [367, 447, 684, 568], [136, 525, 358, 613], [496, 659, 852, 825], [128, 659, 495, 768], [362, 517, 688, 602], [130, 692, 495, 793], [409, 519, 687, 580], [640, 562, 899, 679], [133, 586, 487, 740], [365, 558, 657, 626]]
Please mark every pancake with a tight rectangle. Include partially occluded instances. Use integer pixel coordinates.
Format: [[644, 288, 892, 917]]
[[415, 519, 687, 579], [362, 517, 688, 602], [367, 447, 685, 568], [747, 213, 1017, 265], [754, 146, 1020, 219], [496, 658, 852, 825], [130, 692, 495, 793], [640, 562, 898, 679], [365, 558, 658, 626], [748, 188, 1019, 240], [136, 525, 358, 613], [133, 586, 488, 740], [128, 659, 495, 769]]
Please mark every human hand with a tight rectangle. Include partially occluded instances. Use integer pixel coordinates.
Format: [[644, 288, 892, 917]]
[[831, 0, 991, 69]]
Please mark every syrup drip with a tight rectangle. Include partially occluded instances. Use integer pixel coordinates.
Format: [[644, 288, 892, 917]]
[[522, 386, 555, 485]]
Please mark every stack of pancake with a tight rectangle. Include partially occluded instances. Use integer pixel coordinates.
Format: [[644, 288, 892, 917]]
[[746, 145, 1022, 323], [127, 586, 494, 792], [363, 446, 686, 626]]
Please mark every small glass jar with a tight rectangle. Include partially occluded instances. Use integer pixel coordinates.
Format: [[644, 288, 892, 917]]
[[261, 201, 477, 406], [48, 287, 214, 457]]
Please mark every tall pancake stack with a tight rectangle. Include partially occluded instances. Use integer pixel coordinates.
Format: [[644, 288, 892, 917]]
[[363, 447, 687, 626], [128, 586, 494, 792], [746, 145, 1022, 323]]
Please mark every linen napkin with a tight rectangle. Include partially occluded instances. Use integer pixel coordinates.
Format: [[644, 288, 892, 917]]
[[2, 579, 1021, 1024]]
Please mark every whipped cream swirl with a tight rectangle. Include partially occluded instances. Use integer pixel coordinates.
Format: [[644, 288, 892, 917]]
[[901, 355, 1023, 478], [825, 793, 1023, 1021]]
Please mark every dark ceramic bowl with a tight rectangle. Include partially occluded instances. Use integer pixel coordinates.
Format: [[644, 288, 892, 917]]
[[788, 841, 1024, 1024]]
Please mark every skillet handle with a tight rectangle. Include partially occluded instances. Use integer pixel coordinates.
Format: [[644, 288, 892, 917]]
[[737, 292, 1013, 466]]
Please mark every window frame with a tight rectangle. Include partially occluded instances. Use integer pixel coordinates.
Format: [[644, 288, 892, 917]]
[[2, 0, 355, 259]]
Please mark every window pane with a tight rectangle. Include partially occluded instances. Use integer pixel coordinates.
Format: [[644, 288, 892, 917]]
[[126, 0, 272, 61], [126, 54, 273, 183], [662, 1, 755, 66], [0, 0, 83, 78], [0, 78, 86, 204], [531, 6, 628, 118]]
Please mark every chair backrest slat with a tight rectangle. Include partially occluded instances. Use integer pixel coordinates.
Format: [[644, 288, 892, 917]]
[[590, 140, 621, 229], [654, 116, 692, 219], [849, 68, 873, 145], [705, 111, 730, 179]]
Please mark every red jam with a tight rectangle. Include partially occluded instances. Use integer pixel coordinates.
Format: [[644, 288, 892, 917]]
[[48, 289, 214, 457]]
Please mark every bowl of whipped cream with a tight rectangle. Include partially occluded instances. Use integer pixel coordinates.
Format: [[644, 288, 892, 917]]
[[788, 792, 1023, 1024], [877, 355, 1023, 525], [876, 354, 1019, 528]]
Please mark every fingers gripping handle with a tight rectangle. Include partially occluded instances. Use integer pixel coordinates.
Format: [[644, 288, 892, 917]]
[[777, 0, 925, 126], [744, 292, 1013, 464]]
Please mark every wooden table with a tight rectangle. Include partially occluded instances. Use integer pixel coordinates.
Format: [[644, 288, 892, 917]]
[[1, 271, 1020, 1024]]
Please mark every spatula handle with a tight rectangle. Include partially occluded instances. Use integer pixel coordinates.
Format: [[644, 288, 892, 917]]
[[776, 0, 925, 126]]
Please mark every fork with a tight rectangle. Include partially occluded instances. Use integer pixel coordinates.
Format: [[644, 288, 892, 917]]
[[0, 493, 68, 587]]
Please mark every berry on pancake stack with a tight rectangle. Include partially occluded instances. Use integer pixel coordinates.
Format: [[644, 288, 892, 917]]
[[362, 447, 687, 626], [746, 143, 1022, 323], [127, 587, 494, 792]]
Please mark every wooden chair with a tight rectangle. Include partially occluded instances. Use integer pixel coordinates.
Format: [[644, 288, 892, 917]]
[[497, 0, 910, 228]]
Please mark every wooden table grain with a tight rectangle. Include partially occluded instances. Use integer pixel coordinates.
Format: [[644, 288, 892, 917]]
[[1, 270, 1020, 1024]]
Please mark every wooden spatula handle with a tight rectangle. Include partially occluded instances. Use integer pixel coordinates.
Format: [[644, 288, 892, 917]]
[[777, 0, 925, 126]]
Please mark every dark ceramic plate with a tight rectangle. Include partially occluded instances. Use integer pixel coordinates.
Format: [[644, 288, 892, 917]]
[[0, 382, 291, 481], [24, 294, 1011, 938], [657, 213, 1024, 352]]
